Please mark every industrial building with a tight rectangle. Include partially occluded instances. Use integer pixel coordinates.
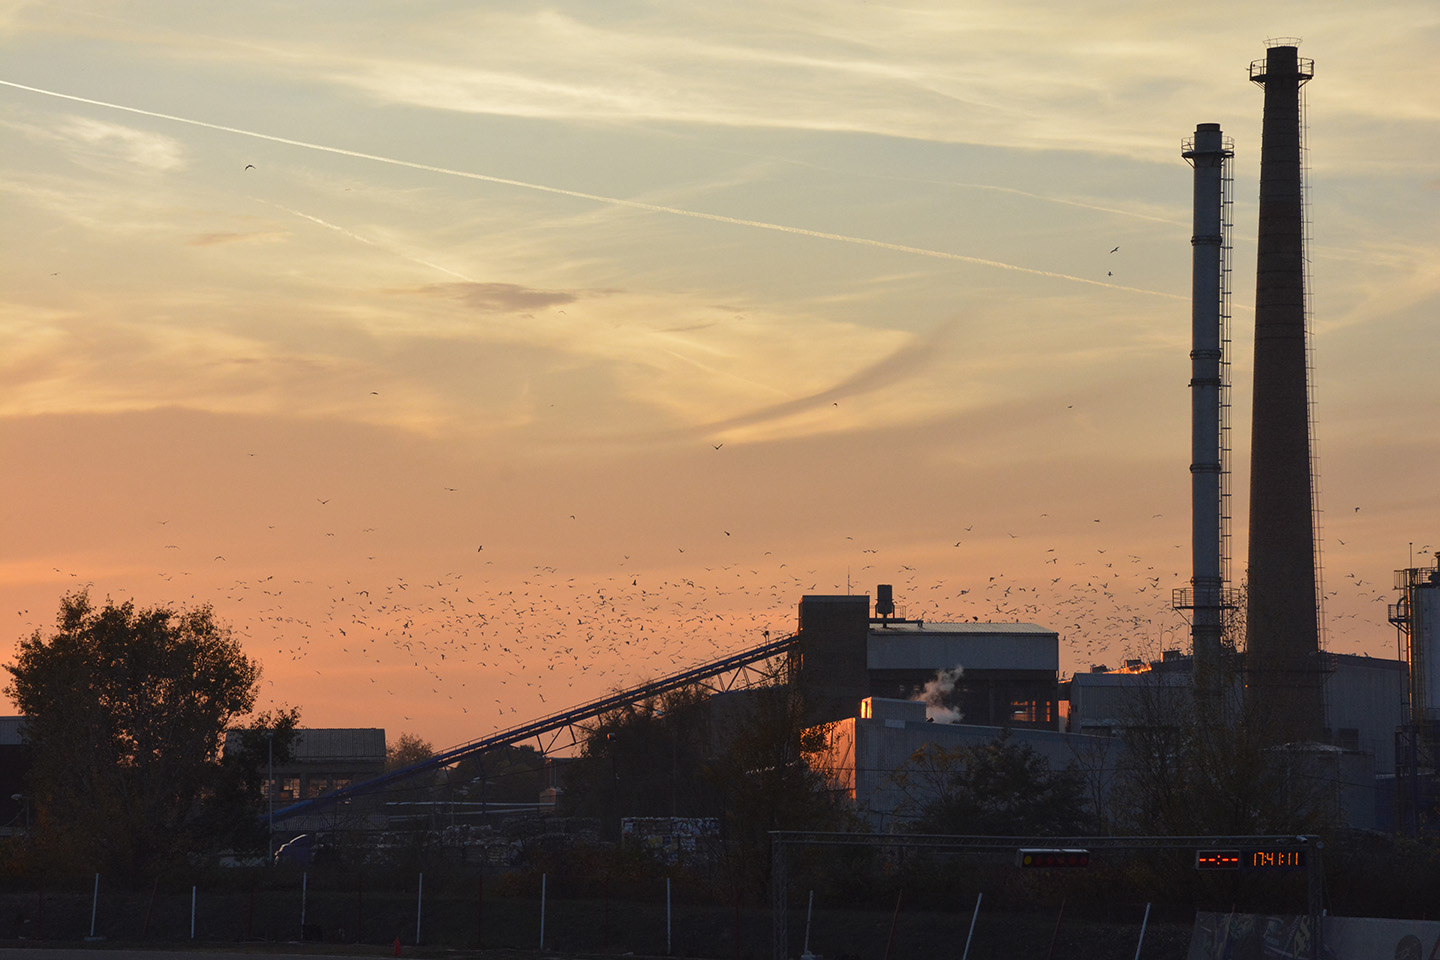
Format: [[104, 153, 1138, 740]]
[[1065, 651, 1407, 830], [793, 589, 1115, 827], [1170, 40, 1434, 832], [794, 592, 1060, 729], [220, 726, 389, 837], [0, 716, 28, 839], [1388, 555, 1440, 833], [797, 582, 1416, 831], [812, 695, 1113, 832], [222, 726, 387, 804]]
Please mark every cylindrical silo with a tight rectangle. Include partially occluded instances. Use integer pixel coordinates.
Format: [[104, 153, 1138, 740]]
[[1392, 557, 1440, 724]]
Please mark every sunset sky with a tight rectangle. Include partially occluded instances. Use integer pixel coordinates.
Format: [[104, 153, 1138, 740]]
[[3, 1, 1437, 752]]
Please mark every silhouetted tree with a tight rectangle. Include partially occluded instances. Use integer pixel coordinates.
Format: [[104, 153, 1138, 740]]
[[199, 708, 302, 854], [704, 677, 856, 901], [1107, 634, 1339, 837], [3, 591, 294, 875], [891, 732, 1092, 836], [449, 743, 547, 803], [386, 731, 435, 771], [561, 684, 714, 832], [560, 673, 852, 900]]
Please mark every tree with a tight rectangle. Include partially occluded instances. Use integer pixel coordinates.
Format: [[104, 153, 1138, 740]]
[[891, 732, 1093, 836], [448, 744, 546, 804], [1108, 614, 1340, 838], [559, 673, 852, 900], [561, 683, 714, 832], [1112, 675, 1341, 837], [387, 732, 435, 772], [3, 591, 291, 875], [705, 677, 857, 901], [707, 679, 851, 843], [196, 707, 302, 855]]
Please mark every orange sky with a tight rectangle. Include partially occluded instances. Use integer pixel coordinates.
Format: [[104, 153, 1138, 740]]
[[2, 3, 1437, 751]]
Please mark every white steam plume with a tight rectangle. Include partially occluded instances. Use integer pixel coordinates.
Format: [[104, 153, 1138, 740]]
[[917, 665, 964, 724]]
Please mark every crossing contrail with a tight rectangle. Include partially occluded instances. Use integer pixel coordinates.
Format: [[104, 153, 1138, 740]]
[[256, 199, 475, 282], [2, 78, 1184, 302]]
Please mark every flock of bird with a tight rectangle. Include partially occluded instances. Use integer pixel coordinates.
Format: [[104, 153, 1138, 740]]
[[16, 466, 1417, 753]]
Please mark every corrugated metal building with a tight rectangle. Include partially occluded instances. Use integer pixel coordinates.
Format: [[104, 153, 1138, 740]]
[[0, 717, 28, 838], [867, 620, 1060, 727], [810, 697, 1116, 832], [225, 727, 387, 802], [794, 593, 1060, 730]]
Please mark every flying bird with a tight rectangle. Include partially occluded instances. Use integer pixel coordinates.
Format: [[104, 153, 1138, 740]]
[[244, 164, 255, 170], [1109, 245, 1120, 253]]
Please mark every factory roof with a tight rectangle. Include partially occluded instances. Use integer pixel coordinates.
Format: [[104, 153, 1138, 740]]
[[0, 717, 25, 746], [292, 728, 386, 761], [867, 622, 1058, 672], [868, 620, 1055, 636], [223, 726, 386, 762]]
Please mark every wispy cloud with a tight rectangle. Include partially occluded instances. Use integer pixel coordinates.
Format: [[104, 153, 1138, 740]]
[[10, 3, 1440, 173], [301, 3, 1436, 163], [60, 115, 187, 171], [188, 229, 288, 247], [691, 321, 955, 438], [403, 282, 581, 314], [0, 80, 1185, 301]]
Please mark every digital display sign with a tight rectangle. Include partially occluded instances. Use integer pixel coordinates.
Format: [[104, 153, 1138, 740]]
[[1195, 850, 1240, 870], [1194, 849, 1307, 871], [1247, 849, 1305, 870], [1016, 848, 1090, 868]]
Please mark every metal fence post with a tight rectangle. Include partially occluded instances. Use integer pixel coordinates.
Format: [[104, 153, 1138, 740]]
[[771, 837, 787, 960]]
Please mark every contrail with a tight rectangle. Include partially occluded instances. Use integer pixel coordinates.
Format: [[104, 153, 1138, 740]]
[[2, 79, 1184, 302], [256, 199, 475, 281]]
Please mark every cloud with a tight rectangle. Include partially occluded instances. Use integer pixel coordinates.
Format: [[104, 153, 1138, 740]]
[[689, 321, 954, 436], [188, 229, 288, 247], [60, 115, 187, 171], [302, 4, 1433, 163], [0, 82, 1187, 302], [405, 281, 581, 314]]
